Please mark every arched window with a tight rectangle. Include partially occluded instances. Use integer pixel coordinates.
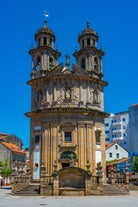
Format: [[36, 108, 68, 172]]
[[35, 56, 41, 70], [87, 38, 90, 46], [49, 57, 53, 68], [81, 58, 85, 69], [95, 130, 101, 145], [94, 57, 98, 70], [44, 37, 47, 45]]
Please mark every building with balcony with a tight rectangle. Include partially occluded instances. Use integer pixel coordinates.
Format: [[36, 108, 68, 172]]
[[104, 112, 129, 151]]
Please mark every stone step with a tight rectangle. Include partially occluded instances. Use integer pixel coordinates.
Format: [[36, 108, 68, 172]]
[[13, 184, 40, 196], [129, 182, 138, 191], [103, 184, 129, 195]]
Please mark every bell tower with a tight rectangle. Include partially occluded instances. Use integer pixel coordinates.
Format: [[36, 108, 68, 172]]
[[73, 21, 104, 79], [29, 20, 61, 79]]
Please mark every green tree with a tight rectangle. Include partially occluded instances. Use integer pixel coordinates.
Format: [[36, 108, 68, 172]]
[[132, 156, 138, 172], [0, 161, 3, 167], [0, 159, 12, 178]]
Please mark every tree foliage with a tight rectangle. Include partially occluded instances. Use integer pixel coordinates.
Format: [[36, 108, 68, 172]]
[[0, 159, 12, 178], [132, 157, 138, 172]]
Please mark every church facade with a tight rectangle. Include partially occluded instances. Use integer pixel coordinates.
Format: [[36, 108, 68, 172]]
[[26, 20, 108, 195]]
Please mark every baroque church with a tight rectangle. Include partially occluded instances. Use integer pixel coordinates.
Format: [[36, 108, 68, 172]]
[[26, 19, 108, 195]]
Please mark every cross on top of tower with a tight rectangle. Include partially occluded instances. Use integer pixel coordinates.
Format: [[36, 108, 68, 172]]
[[43, 11, 49, 25]]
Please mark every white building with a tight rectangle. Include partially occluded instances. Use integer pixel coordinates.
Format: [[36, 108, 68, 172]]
[[104, 112, 129, 151], [106, 142, 129, 161]]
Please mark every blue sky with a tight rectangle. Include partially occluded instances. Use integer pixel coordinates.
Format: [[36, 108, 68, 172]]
[[0, 0, 138, 148]]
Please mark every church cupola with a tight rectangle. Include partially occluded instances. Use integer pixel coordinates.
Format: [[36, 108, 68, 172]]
[[73, 21, 104, 79], [29, 20, 61, 79], [78, 21, 98, 49], [35, 20, 55, 48]]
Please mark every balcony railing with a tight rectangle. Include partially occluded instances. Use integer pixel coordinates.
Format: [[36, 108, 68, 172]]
[[112, 129, 122, 134], [112, 121, 121, 126]]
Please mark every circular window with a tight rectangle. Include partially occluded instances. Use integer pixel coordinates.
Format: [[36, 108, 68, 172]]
[[34, 163, 39, 168]]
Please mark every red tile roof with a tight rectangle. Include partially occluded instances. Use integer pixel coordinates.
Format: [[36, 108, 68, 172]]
[[2, 142, 25, 155], [0, 132, 8, 140], [105, 142, 115, 149]]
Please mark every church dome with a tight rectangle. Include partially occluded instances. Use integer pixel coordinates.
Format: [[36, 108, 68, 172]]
[[78, 21, 98, 42], [35, 20, 56, 42]]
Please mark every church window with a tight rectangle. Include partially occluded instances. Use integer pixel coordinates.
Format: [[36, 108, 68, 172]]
[[95, 130, 101, 145], [34, 135, 40, 146], [35, 56, 41, 70], [87, 38, 90, 46], [49, 57, 53, 68], [94, 57, 98, 70], [81, 58, 85, 69], [44, 37, 47, 45], [64, 132, 72, 142], [116, 153, 119, 158]]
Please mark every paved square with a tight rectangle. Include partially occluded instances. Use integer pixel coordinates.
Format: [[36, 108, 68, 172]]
[[0, 189, 138, 207]]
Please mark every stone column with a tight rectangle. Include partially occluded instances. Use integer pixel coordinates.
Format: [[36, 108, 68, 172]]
[[86, 123, 93, 171], [79, 84, 82, 102], [78, 123, 85, 169], [51, 126, 57, 173], [92, 127, 96, 174], [47, 126, 51, 176]]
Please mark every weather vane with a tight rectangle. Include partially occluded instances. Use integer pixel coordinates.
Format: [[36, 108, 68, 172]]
[[43, 11, 49, 21]]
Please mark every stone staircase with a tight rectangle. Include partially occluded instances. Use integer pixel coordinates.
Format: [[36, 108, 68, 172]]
[[12, 183, 40, 196], [103, 184, 129, 195], [12, 183, 131, 196], [129, 182, 138, 191]]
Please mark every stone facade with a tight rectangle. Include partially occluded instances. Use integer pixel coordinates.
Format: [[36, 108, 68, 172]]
[[26, 20, 108, 195], [0, 142, 26, 167], [0, 134, 23, 149]]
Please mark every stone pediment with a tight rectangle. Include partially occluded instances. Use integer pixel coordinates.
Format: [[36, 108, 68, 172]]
[[72, 63, 89, 76], [46, 63, 89, 77], [46, 64, 64, 76], [47, 64, 72, 76]]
